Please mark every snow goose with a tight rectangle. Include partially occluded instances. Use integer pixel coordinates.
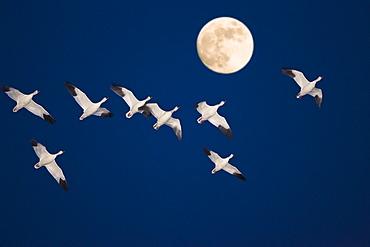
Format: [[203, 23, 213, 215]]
[[64, 82, 112, 120], [282, 68, 323, 108], [194, 101, 233, 139], [110, 84, 152, 118], [31, 139, 69, 191], [141, 103, 182, 140], [203, 148, 246, 181], [2, 85, 56, 124]]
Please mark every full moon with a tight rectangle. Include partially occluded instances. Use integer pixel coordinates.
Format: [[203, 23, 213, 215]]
[[196, 17, 254, 74]]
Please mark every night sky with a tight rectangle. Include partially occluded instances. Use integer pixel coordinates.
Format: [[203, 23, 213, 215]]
[[1, 0, 370, 246]]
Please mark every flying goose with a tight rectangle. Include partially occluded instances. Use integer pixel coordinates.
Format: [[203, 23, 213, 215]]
[[282, 68, 323, 108], [31, 139, 69, 191], [110, 84, 152, 118], [2, 85, 56, 124], [64, 82, 112, 120], [141, 103, 182, 140], [194, 101, 233, 139], [203, 148, 246, 181]]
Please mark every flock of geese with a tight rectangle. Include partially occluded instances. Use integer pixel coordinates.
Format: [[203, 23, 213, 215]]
[[2, 68, 323, 191]]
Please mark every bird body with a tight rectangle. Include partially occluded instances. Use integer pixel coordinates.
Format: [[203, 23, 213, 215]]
[[79, 97, 109, 120], [12, 90, 39, 112], [35, 150, 65, 168]]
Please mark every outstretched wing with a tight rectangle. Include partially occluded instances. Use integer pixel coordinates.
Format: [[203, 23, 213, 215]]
[[65, 82, 93, 110], [31, 139, 50, 158], [193, 101, 210, 114], [2, 85, 24, 101], [208, 113, 233, 139], [110, 84, 139, 107], [282, 68, 309, 88], [166, 117, 182, 140], [45, 161, 69, 191], [25, 100, 56, 124], [203, 147, 221, 165], [93, 107, 113, 117], [143, 103, 165, 119], [308, 88, 323, 108], [223, 164, 246, 181]]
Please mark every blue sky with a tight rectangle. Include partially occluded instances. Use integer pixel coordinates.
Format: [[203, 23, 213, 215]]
[[1, 0, 369, 246]]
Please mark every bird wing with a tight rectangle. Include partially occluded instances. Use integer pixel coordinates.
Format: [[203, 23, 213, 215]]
[[25, 100, 56, 124], [282, 69, 309, 88], [166, 117, 182, 140], [93, 107, 113, 117], [144, 103, 165, 119], [222, 164, 246, 181], [31, 139, 50, 158], [208, 113, 233, 138], [308, 88, 323, 108], [203, 147, 221, 165], [45, 161, 69, 191], [193, 101, 209, 114], [64, 82, 93, 110], [110, 84, 139, 107], [2, 85, 24, 101]]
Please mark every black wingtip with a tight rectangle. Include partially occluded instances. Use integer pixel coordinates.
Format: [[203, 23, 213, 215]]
[[193, 103, 199, 108], [282, 68, 295, 78], [203, 147, 211, 156], [142, 109, 152, 118], [30, 139, 38, 147], [43, 114, 56, 124], [219, 126, 234, 139], [59, 179, 69, 191], [64, 81, 77, 96], [175, 131, 182, 141], [315, 95, 322, 108], [2, 85, 10, 92], [233, 173, 246, 181], [110, 84, 125, 97], [101, 112, 113, 118], [139, 105, 152, 118]]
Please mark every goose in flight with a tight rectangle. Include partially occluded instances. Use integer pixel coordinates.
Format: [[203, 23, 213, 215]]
[[65, 82, 112, 120], [203, 148, 246, 181], [141, 103, 182, 140], [194, 101, 233, 138], [110, 84, 152, 118], [31, 139, 69, 191], [282, 68, 323, 108], [2, 85, 56, 124]]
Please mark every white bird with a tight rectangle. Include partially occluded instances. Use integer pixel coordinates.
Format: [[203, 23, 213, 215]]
[[194, 101, 233, 139], [31, 139, 69, 191], [282, 68, 323, 108], [2, 85, 56, 124], [141, 103, 182, 140], [65, 82, 112, 120], [110, 84, 152, 118], [203, 148, 246, 181]]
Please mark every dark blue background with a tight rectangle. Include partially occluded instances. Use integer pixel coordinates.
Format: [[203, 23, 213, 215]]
[[1, 1, 369, 246]]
